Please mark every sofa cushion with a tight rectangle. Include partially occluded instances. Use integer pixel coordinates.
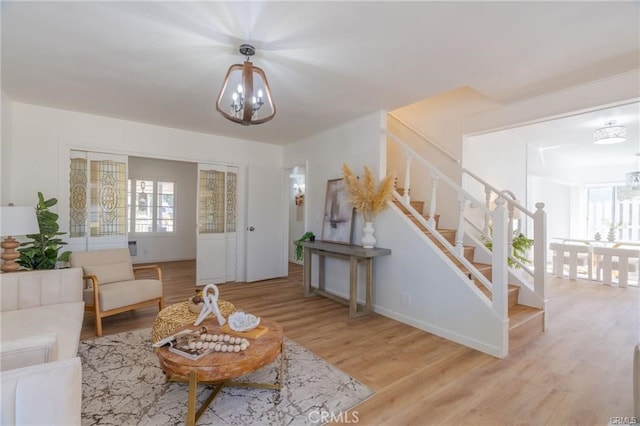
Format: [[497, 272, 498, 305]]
[[0, 268, 83, 311], [84, 279, 162, 311], [1, 357, 81, 426], [0, 333, 58, 372], [1, 302, 84, 360]]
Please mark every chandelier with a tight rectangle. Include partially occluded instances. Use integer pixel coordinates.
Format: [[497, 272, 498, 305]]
[[216, 44, 275, 126], [593, 120, 627, 145]]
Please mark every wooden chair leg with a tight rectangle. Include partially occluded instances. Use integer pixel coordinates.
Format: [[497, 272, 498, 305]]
[[95, 311, 103, 337]]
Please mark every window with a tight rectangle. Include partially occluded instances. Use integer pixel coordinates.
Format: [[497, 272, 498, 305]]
[[69, 152, 127, 238], [587, 185, 640, 241], [128, 179, 175, 234]]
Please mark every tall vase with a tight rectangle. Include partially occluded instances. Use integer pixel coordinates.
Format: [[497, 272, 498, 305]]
[[361, 222, 376, 248]]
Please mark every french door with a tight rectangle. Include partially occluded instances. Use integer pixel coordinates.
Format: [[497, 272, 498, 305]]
[[196, 164, 238, 285], [68, 150, 128, 253]]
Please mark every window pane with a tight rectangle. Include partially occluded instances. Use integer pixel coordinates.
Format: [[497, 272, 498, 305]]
[[226, 171, 237, 232], [199, 170, 225, 234], [616, 185, 640, 241], [90, 160, 127, 237], [133, 180, 154, 233], [157, 181, 174, 233], [587, 185, 640, 242], [69, 156, 88, 237]]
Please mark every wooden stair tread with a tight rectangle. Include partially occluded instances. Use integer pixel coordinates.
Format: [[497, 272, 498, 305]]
[[508, 304, 544, 330]]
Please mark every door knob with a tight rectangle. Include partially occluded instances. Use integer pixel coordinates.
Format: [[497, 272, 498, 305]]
[[248, 226, 255, 231]]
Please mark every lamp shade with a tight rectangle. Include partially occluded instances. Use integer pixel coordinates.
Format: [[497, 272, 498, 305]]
[[0, 206, 39, 237]]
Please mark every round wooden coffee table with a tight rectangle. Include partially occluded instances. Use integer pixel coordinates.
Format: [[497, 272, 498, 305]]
[[155, 317, 284, 426]]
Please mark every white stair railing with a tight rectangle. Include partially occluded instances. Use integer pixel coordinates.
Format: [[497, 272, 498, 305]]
[[386, 129, 511, 322], [462, 168, 547, 311], [386, 128, 548, 325]]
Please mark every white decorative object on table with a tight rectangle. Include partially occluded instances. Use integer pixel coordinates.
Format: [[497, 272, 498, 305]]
[[361, 221, 376, 248], [193, 283, 226, 327], [228, 311, 261, 332]]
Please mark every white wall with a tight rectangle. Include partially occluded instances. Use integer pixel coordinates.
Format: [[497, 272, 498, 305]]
[[1, 92, 13, 202], [389, 86, 501, 229], [529, 175, 573, 243], [374, 205, 505, 356], [284, 111, 385, 298], [128, 156, 197, 263], [4, 101, 283, 276], [284, 110, 506, 356], [463, 129, 528, 205]]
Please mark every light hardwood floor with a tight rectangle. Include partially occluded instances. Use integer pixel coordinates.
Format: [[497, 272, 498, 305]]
[[80, 260, 639, 425]]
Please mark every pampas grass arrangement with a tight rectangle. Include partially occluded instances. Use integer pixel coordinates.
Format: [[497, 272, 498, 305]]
[[342, 163, 396, 222]]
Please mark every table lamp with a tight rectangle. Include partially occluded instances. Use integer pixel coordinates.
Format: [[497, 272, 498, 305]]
[[0, 205, 39, 272]]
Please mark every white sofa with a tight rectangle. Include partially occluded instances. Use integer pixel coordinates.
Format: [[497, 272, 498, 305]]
[[0, 268, 85, 425]]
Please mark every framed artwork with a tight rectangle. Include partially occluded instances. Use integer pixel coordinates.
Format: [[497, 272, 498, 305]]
[[321, 178, 354, 244]]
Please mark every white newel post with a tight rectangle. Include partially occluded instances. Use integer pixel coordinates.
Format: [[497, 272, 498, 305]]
[[428, 171, 439, 228], [404, 151, 412, 204], [482, 186, 492, 240], [492, 197, 509, 358], [533, 202, 548, 330], [491, 198, 508, 321]]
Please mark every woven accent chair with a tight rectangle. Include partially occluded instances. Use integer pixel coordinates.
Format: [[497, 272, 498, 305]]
[[70, 248, 164, 336]]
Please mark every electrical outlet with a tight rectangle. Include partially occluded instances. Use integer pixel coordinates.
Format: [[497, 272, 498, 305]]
[[401, 292, 413, 306]]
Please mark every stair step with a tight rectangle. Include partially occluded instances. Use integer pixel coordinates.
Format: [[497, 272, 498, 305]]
[[509, 305, 545, 353], [425, 214, 440, 229], [508, 304, 544, 330], [392, 199, 425, 215]]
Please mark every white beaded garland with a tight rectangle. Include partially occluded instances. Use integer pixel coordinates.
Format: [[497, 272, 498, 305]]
[[178, 332, 251, 355]]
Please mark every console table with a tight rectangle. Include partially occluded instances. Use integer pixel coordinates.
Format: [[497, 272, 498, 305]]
[[301, 241, 391, 317]]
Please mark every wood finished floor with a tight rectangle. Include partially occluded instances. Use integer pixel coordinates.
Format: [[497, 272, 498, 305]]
[[81, 260, 639, 425]]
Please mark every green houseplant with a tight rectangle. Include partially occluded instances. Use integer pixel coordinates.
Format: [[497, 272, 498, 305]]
[[17, 192, 71, 270], [294, 231, 315, 261], [484, 231, 534, 269]]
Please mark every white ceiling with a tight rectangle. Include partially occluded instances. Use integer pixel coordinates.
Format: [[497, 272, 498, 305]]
[[2, 1, 639, 146]]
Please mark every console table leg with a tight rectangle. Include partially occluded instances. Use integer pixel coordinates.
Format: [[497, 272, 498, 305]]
[[365, 258, 373, 313], [349, 256, 358, 317], [303, 249, 312, 297], [318, 255, 325, 292]]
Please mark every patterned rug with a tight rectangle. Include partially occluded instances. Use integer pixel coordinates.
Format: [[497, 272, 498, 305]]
[[78, 328, 373, 425]]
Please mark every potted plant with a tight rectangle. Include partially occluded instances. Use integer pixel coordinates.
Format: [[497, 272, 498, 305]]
[[17, 192, 71, 270], [483, 231, 533, 268], [294, 231, 315, 261], [341, 163, 395, 248]]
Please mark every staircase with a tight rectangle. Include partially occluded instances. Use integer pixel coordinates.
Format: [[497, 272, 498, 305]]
[[392, 196, 544, 352]]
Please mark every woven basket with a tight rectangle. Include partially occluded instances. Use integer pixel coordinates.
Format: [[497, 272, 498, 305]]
[[187, 297, 203, 314], [151, 299, 236, 343]]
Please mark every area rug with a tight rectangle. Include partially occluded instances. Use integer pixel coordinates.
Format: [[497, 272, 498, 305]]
[[78, 328, 373, 425]]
